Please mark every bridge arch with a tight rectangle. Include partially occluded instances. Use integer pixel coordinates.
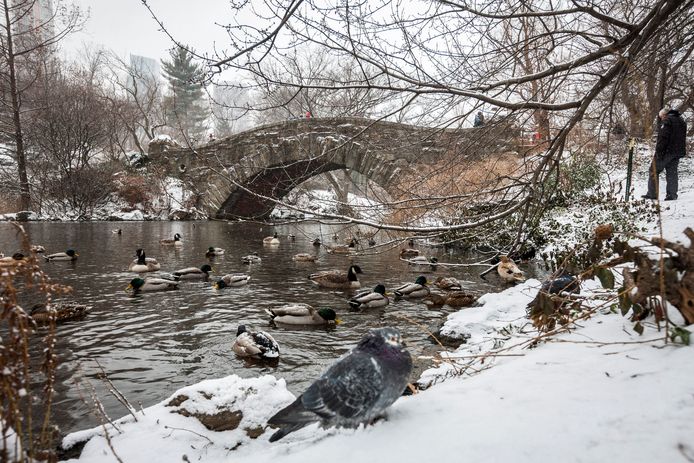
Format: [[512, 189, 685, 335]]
[[152, 117, 515, 220]]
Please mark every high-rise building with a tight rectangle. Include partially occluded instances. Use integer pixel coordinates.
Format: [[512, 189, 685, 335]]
[[128, 54, 161, 97], [13, 0, 55, 48]]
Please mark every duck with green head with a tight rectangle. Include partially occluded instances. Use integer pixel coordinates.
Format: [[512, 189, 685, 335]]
[[173, 264, 213, 280], [349, 284, 389, 309], [214, 273, 250, 288], [126, 277, 180, 293], [394, 276, 430, 299], [44, 249, 78, 262], [266, 304, 340, 325]]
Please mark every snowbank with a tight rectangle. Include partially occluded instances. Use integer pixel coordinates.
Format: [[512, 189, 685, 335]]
[[41, 146, 694, 462]]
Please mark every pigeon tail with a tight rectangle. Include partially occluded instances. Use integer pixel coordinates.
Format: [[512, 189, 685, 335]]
[[267, 396, 320, 442], [268, 423, 311, 442]]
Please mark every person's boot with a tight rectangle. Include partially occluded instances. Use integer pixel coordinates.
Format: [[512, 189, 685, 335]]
[[664, 195, 677, 201]]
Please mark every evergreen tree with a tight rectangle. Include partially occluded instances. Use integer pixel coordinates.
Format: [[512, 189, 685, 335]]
[[161, 46, 209, 144]]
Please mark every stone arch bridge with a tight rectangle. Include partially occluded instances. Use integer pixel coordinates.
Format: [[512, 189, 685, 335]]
[[151, 117, 518, 220]]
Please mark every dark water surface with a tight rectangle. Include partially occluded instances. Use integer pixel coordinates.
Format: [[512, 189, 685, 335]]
[[0, 221, 505, 436]]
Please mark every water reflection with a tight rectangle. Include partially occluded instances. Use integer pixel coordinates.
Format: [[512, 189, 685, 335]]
[[0, 220, 510, 436]]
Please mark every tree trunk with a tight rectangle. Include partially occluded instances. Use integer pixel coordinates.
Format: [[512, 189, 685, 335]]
[[3, 0, 32, 210]]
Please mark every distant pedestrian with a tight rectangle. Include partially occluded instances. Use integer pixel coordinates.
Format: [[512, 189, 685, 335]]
[[642, 108, 687, 201], [473, 111, 485, 127]]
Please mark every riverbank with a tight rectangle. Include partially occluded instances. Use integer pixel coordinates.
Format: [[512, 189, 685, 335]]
[[51, 144, 694, 462]]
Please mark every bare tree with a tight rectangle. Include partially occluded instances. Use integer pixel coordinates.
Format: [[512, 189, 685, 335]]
[[102, 51, 166, 157], [26, 58, 116, 217], [144, 0, 693, 248], [0, 0, 80, 210]]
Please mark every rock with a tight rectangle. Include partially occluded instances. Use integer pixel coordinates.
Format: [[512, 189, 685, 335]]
[[166, 394, 189, 407], [244, 426, 265, 439], [175, 408, 244, 432], [430, 326, 470, 348], [16, 210, 38, 221]]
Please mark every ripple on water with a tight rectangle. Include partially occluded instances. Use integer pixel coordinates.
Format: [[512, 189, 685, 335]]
[[0, 221, 519, 436]]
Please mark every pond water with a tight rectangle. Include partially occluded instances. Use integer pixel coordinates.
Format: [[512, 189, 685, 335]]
[[0, 220, 510, 437]]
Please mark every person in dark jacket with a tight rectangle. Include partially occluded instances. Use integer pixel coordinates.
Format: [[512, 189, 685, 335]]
[[642, 108, 687, 201]]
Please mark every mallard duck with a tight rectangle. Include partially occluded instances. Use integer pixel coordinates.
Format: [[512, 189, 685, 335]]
[[112, 228, 122, 235], [263, 232, 280, 245], [241, 253, 262, 264], [326, 239, 357, 254], [293, 253, 316, 262], [205, 247, 225, 257], [443, 291, 478, 307], [214, 273, 251, 288], [0, 252, 26, 266], [400, 248, 420, 258], [128, 249, 161, 272], [288, 233, 296, 241], [266, 304, 340, 325], [434, 276, 462, 291], [44, 249, 78, 262], [497, 255, 525, 283], [349, 284, 389, 309], [423, 291, 478, 308], [394, 276, 430, 299], [173, 264, 213, 280], [309, 264, 362, 289], [126, 277, 180, 293], [29, 302, 90, 325], [160, 233, 183, 247], [30, 245, 45, 253], [232, 325, 280, 359]]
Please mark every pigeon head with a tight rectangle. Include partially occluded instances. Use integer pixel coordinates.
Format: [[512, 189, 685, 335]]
[[358, 327, 407, 352]]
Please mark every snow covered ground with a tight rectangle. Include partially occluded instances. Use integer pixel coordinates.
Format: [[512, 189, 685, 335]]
[[44, 146, 694, 462]]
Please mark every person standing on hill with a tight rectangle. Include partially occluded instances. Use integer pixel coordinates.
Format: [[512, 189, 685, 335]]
[[642, 108, 687, 201]]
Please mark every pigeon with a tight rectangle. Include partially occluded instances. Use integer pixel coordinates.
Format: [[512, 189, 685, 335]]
[[267, 327, 412, 442]]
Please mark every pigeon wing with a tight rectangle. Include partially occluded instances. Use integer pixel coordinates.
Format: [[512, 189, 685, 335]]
[[301, 350, 384, 422]]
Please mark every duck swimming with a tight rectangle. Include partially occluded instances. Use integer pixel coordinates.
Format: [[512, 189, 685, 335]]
[[173, 264, 213, 280], [434, 276, 462, 291], [29, 302, 90, 325], [349, 284, 389, 309], [214, 274, 251, 288], [400, 248, 420, 258], [160, 233, 183, 247], [126, 277, 180, 293], [266, 304, 340, 325], [44, 249, 78, 262], [293, 253, 317, 262], [394, 276, 430, 299], [263, 232, 280, 245], [326, 238, 357, 255], [128, 249, 161, 272], [205, 247, 225, 257], [497, 255, 525, 283], [309, 264, 362, 289], [232, 325, 280, 359], [241, 253, 262, 264], [0, 252, 26, 266]]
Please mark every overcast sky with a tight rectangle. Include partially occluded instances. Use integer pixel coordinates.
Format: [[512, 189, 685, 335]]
[[63, 0, 236, 63]]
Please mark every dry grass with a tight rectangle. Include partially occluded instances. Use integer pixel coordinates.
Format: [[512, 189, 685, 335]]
[[1, 223, 71, 462]]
